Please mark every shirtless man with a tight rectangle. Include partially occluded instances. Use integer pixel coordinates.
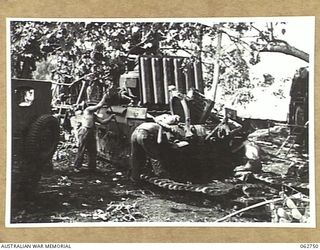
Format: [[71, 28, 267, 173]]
[[129, 114, 181, 182], [73, 93, 115, 172]]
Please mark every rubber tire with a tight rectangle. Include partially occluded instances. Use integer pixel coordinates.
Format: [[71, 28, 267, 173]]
[[24, 114, 60, 162], [294, 105, 308, 148], [294, 106, 305, 127]]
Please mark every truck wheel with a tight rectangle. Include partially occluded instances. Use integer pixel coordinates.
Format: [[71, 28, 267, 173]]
[[290, 105, 305, 136], [25, 114, 60, 163], [293, 105, 308, 147], [294, 106, 305, 126]]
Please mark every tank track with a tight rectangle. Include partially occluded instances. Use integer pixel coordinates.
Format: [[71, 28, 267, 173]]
[[140, 170, 309, 197], [140, 173, 237, 196]]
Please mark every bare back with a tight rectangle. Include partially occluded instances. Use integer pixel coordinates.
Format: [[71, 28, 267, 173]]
[[81, 110, 95, 128]]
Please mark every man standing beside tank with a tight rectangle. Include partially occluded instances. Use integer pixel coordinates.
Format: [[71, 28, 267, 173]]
[[73, 92, 115, 172]]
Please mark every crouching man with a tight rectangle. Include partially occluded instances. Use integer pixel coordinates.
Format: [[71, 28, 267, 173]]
[[129, 114, 180, 182]]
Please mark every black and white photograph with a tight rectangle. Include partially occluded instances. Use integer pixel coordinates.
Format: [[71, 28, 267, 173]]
[[7, 17, 315, 227]]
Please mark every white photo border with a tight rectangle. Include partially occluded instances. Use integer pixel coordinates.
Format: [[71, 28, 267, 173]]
[[6, 16, 316, 228]]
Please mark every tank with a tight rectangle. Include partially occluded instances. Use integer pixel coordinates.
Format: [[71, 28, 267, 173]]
[[94, 55, 253, 183]]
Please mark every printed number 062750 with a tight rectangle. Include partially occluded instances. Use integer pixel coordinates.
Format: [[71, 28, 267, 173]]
[[300, 244, 319, 248]]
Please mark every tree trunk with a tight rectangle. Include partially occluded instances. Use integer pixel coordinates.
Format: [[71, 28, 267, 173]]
[[210, 31, 222, 101]]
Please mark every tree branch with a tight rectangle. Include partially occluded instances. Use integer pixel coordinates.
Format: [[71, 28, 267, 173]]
[[220, 29, 252, 51], [250, 24, 271, 42], [251, 41, 309, 62], [215, 197, 283, 222], [215, 192, 308, 223]]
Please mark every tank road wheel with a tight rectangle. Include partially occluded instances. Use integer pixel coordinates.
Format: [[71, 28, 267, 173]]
[[25, 114, 60, 162], [19, 115, 59, 198]]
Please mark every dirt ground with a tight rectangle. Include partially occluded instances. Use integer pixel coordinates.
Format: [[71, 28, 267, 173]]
[[10, 125, 310, 224]]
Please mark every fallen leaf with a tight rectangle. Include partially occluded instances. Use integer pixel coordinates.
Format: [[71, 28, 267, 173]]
[[286, 198, 297, 209], [277, 207, 287, 218], [79, 213, 90, 218], [291, 208, 302, 220]]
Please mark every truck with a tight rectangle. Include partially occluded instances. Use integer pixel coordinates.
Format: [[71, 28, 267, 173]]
[[11, 79, 60, 200], [288, 67, 308, 148]]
